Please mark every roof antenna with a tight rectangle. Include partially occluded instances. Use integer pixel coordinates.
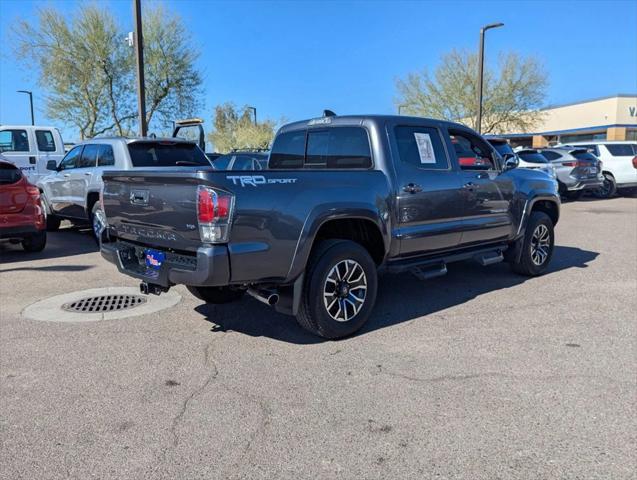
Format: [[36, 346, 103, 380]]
[[323, 109, 336, 117]]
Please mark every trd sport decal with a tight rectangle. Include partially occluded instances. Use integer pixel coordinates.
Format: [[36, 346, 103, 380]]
[[226, 175, 298, 187]]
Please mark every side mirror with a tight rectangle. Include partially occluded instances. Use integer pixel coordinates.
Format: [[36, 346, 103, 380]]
[[46, 160, 58, 171], [502, 154, 519, 171]]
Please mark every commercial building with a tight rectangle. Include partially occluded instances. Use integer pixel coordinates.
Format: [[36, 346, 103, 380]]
[[498, 94, 637, 148]]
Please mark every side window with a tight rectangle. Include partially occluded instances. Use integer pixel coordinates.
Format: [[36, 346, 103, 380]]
[[0, 129, 30, 152], [448, 130, 495, 170], [78, 144, 99, 168], [59, 146, 83, 170], [35, 130, 56, 152], [233, 155, 257, 171], [97, 144, 115, 166], [269, 131, 306, 169], [394, 126, 449, 170]]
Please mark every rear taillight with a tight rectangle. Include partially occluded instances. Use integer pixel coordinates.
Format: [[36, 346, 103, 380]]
[[632, 156, 637, 169], [197, 185, 234, 243], [562, 161, 576, 167]]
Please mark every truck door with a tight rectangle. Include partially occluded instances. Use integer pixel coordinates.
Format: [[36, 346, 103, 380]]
[[390, 124, 466, 255], [34, 129, 62, 180], [69, 143, 99, 218], [446, 128, 515, 246], [0, 128, 37, 181], [46, 145, 83, 215]]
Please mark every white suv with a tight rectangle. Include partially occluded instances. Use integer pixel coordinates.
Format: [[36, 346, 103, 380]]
[[38, 137, 211, 241], [559, 141, 637, 197]]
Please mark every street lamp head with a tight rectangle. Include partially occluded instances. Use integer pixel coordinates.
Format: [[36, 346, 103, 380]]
[[481, 22, 504, 32], [17, 90, 32, 94]]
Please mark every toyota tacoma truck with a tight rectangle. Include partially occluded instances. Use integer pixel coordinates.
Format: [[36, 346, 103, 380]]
[[100, 114, 560, 339]]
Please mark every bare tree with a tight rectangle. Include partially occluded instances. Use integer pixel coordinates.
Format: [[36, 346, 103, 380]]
[[13, 4, 202, 139], [396, 50, 548, 134]]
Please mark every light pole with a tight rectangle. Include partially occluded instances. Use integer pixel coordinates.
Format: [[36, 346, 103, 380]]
[[133, 0, 147, 136], [476, 22, 504, 134], [398, 104, 408, 115], [247, 106, 257, 125], [17, 90, 34, 125]]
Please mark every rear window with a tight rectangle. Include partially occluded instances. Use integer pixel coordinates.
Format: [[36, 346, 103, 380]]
[[127, 142, 211, 167], [36, 130, 56, 152], [541, 150, 562, 161], [0, 163, 22, 185], [269, 131, 306, 169], [518, 151, 548, 164], [269, 127, 372, 169], [572, 151, 599, 162], [605, 144, 636, 156]]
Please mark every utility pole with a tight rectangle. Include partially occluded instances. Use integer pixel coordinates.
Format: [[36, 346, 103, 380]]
[[247, 106, 257, 125], [17, 90, 34, 125], [476, 22, 504, 134], [133, 0, 147, 136]]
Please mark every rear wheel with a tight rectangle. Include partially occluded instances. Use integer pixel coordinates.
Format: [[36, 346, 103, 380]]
[[296, 240, 378, 339], [186, 286, 245, 304], [40, 195, 61, 231], [511, 211, 554, 276], [592, 173, 616, 199], [91, 202, 106, 245], [21, 231, 47, 252]]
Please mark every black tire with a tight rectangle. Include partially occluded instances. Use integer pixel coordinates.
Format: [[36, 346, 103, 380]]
[[21, 231, 47, 252], [186, 286, 245, 304], [592, 173, 617, 199], [296, 240, 378, 339], [40, 194, 61, 231], [511, 211, 554, 276], [91, 202, 106, 245], [564, 190, 583, 201]]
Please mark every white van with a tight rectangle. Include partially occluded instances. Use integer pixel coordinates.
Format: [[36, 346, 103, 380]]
[[0, 126, 65, 183], [559, 141, 637, 197]]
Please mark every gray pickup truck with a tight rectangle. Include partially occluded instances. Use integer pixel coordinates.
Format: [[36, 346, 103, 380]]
[[101, 114, 560, 339]]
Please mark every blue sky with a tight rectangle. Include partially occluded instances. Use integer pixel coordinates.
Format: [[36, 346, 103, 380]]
[[1, 0, 636, 142]]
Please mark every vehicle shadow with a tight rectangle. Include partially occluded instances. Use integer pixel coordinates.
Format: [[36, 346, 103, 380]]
[[0, 224, 97, 265], [194, 245, 599, 344]]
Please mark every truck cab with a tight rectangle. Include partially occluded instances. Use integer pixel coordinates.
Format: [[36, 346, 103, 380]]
[[0, 125, 65, 183]]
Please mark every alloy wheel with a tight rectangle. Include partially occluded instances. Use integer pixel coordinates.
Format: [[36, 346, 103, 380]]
[[322, 259, 367, 322], [530, 224, 551, 266]]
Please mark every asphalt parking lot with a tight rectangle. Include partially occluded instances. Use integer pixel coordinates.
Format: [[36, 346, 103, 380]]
[[1, 196, 635, 480]]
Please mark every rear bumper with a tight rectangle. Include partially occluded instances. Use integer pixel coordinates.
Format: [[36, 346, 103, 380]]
[[101, 240, 230, 288], [566, 178, 604, 191], [0, 224, 42, 240]]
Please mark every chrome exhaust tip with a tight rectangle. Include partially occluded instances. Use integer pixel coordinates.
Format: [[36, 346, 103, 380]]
[[247, 288, 279, 306]]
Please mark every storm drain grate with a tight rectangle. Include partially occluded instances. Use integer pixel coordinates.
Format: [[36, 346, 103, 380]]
[[62, 294, 147, 313]]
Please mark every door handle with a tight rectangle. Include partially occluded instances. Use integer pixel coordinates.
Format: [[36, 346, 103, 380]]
[[63, 173, 71, 177], [462, 182, 478, 190], [84, 172, 92, 176], [403, 183, 422, 194]]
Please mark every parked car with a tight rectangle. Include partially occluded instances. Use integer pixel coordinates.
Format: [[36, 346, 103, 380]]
[[0, 125, 65, 183], [100, 114, 560, 339], [38, 137, 212, 242], [488, 138, 556, 179], [212, 150, 269, 170], [0, 160, 46, 252], [558, 141, 637, 198], [538, 147, 604, 200]]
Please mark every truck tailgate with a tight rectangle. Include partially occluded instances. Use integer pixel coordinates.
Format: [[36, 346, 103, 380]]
[[103, 169, 211, 251]]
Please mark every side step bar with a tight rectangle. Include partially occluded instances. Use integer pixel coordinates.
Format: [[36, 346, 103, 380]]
[[384, 245, 507, 281]]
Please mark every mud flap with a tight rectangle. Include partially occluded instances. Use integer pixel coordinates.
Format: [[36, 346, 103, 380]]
[[274, 273, 304, 316]]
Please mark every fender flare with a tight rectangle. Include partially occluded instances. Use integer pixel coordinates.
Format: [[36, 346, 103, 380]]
[[285, 203, 391, 282]]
